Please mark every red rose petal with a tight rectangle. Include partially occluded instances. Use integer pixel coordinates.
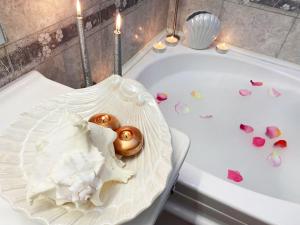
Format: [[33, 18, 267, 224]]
[[250, 80, 263, 86], [253, 137, 265, 147], [274, 140, 287, 149], [156, 92, 168, 102], [227, 169, 243, 183], [240, 124, 254, 133]]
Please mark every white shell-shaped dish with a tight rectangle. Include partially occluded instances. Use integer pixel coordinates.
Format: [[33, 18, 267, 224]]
[[183, 11, 220, 50], [0, 75, 172, 225]]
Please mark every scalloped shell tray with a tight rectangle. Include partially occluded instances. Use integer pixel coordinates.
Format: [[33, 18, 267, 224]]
[[0, 75, 172, 225]]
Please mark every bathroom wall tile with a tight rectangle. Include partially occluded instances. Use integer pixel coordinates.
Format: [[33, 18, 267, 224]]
[[0, 48, 12, 82], [123, 0, 168, 63], [225, 0, 299, 17], [219, 1, 294, 57], [278, 18, 300, 64], [0, 0, 105, 43], [150, 0, 170, 36], [167, 0, 224, 32], [0, 0, 168, 88], [249, 0, 300, 12], [36, 53, 68, 86], [94, 24, 115, 82], [86, 26, 111, 83], [61, 44, 84, 88]]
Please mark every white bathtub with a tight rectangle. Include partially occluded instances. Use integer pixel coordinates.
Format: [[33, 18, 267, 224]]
[[124, 33, 300, 225]]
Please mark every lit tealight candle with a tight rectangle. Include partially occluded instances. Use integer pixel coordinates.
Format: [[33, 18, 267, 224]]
[[165, 35, 179, 46], [153, 41, 166, 53], [216, 42, 230, 54]]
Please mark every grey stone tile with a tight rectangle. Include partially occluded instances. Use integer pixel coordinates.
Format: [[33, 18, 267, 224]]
[[0, 47, 13, 84], [86, 26, 111, 83], [0, 0, 169, 88], [226, 0, 299, 17], [168, 0, 224, 32], [123, 0, 167, 63], [219, 1, 294, 57], [0, 0, 104, 43], [36, 53, 68, 86], [249, 0, 300, 12], [278, 18, 300, 64], [96, 24, 114, 82], [61, 44, 84, 88]]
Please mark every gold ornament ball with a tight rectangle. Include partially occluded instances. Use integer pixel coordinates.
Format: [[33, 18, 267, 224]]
[[114, 126, 144, 157], [88, 113, 120, 131]]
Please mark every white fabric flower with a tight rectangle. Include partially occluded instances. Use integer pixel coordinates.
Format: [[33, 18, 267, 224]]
[[42, 46, 51, 57], [55, 29, 63, 42], [280, 4, 290, 11], [115, 0, 121, 8], [38, 33, 51, 45], [85, 21, 93, 31]]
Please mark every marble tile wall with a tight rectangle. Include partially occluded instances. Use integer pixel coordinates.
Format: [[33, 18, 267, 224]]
[[0, 0, 169, 88], [168, 0, 300, 65]]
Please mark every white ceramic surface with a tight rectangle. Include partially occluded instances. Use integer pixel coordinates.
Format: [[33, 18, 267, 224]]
[[0, 75, 173, 225], [123, 33, 300, 225], [183, 11, 220, 50]]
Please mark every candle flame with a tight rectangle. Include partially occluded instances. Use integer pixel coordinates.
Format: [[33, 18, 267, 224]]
[[116, 13, 122, 31], [76, 0, 81, 17]]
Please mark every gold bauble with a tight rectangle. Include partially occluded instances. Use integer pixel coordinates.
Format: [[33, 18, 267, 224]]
[[88, 113, 120, 131], [114, 126, 144, 157]]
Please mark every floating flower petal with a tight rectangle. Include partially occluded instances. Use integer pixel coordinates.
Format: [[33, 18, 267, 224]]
[[239, 89, 252, 96], [265, 126, 282, 139], [240, 124, 254, 133], [156, 92, 168, 102], [191, 90, 203, 99], [269, 88, 281, 97], [175, 102, 190, 114], [200, 114, 213, 119], [227, 170, 243, 183], [252, 137, 265, 147], [250, 80, 263, 86], [274, 140, 287, 149], [267, 151, 282, 167]]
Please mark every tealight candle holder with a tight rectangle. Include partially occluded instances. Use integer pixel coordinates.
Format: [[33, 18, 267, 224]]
[[165, 34, 179, 46], [114, 126, 144, 157], [216, 42, 229, 54], [89, 113, 120, 131], [153, 41, 166, 53]]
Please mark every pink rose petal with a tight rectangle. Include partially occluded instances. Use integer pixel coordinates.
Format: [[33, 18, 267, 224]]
[[250, 80, 263, 86], [227, 169, 243, 183], [239, 89, 252, 96], [267, 151, 282, 167], [252, 137, 266, 147], [175, 102, 190, 114], [156, 92, 168, 102], [265, 126, 282, 139], [240, 124, 254, 133], [269, 88, 281, 97], [200, 114, 213, 119]]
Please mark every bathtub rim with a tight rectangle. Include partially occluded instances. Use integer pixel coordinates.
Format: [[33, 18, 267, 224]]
[[123, 30, 300, 225]]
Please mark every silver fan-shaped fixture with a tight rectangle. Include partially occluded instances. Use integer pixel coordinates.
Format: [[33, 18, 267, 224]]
[[183, 11, 221, 50]]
